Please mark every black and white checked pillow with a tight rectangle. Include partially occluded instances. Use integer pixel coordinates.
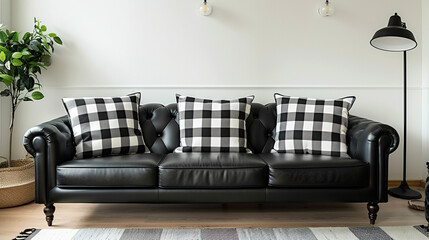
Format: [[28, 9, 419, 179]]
[[62, 93, 145, 159], [273, 93, 355, 158], [176, 95, 254, 152]]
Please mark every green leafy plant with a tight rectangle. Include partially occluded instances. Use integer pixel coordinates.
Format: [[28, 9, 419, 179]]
[[0, 18, 62, 167]]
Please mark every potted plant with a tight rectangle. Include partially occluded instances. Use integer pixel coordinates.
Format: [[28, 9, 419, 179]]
[[0, 18, 62, 208]]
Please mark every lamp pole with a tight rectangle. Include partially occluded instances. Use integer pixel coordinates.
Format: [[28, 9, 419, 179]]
[[387, 50, 421, 199], [403, 51, 407, 185]]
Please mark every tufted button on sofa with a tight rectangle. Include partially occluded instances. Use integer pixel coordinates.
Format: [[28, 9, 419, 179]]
[[23, 103, 399, 226]]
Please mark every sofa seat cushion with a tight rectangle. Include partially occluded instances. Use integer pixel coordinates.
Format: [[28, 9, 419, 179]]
[[159, 153, 267, 188], [57, 154, 164, 188], [259, 153, 369, 188]]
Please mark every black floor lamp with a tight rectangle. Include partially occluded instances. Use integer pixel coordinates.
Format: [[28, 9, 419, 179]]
[[370, 13, 421, 199]]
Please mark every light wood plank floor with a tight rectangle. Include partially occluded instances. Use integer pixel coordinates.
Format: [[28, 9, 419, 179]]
[[0, 189, 426, 239]]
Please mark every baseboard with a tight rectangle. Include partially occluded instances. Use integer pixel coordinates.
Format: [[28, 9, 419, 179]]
[[388, 180, 425, 188]]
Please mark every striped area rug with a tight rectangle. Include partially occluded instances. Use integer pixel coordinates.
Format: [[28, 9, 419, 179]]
[[20, 226, 429, 240]]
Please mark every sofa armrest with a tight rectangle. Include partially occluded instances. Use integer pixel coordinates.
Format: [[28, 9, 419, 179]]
[[23, 115, 75, 204], [347, 115, 399, 158], [347, 115, 399, 202]]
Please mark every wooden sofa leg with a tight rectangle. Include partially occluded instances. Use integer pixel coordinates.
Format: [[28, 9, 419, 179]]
[[367, 202, 379, 225], [44, 204, 56, 226]]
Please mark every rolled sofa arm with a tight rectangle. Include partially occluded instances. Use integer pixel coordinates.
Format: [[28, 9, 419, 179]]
[[347, 115, 400, 202], [347, 115, 399, 157], [23, 115, 75, 204]]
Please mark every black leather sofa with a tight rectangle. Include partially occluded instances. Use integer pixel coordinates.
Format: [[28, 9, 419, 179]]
[[23, 103, 399, 226]]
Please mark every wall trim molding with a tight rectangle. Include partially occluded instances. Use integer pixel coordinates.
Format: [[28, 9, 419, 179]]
[[44, 85, 426, 90]]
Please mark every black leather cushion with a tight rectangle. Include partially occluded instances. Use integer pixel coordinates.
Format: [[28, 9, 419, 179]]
[[159, 153, 267, 188], [260, 153, 369, 188], [56, 154, 164, 188]]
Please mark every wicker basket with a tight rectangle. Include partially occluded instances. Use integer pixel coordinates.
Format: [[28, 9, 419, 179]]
[[0, 158, 35, 208]]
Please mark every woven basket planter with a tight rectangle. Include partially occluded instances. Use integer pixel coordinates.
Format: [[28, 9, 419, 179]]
[[0, 158, 35, 208]]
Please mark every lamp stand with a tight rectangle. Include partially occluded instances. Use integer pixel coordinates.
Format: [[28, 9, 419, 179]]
[[388, 51, 422, 200]]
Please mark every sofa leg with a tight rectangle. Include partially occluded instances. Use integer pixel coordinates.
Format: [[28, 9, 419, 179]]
[[367, 202, 379, 225], [44, 204, 56, 226]]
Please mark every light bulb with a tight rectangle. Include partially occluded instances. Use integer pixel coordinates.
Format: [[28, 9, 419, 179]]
[[200, 1, 212, 16], [318, 0, 335, 17]]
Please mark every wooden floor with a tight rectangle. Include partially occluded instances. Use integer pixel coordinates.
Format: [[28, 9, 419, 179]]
[[0, 189, 426, 239]]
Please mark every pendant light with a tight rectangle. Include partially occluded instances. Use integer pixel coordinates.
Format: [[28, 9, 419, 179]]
[[200, 0, 212, 16], [318, 0, 335, 17]]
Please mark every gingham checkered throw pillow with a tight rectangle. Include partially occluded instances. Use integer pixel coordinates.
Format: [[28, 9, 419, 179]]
[[176, 95, 254, 152], [273, 93, 355, 158], [62, 93, 145, 159]]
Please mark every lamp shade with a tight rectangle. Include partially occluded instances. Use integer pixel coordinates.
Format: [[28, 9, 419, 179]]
[[370, 13, 417, 52]]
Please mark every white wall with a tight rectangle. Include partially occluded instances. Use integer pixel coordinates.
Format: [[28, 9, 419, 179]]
[[7, 0, 424, 180], [423, 1, 429, 179], [0, 0, 11, 159]]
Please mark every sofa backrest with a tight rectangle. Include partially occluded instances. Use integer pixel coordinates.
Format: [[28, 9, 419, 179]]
[[139, 103, 277, 154], [246, 103, 276, 153]]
